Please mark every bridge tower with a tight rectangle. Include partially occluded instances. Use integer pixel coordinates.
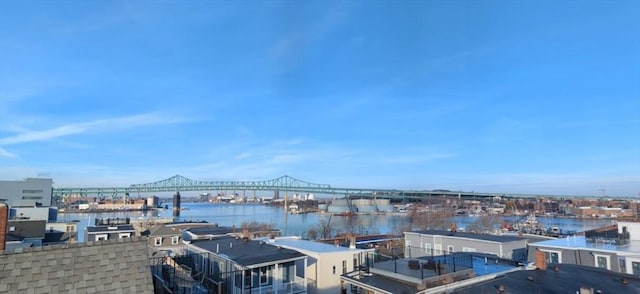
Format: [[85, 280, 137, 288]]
[[173, 191, 181, 216]]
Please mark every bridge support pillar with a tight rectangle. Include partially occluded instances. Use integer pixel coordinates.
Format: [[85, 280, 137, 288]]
[[173, 191, 181, 216]]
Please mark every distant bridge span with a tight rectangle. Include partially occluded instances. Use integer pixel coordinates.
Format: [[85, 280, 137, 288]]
[[52, 174, 575, 200]]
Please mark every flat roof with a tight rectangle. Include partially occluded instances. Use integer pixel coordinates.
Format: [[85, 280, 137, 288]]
[[531, 236, 640, 254], [86, 225, 135, 233], [190, 236, 305, 267], [408, 230, 526, 243], [258, 237, 371, 254], [187, 226, 234, 236], [453, 263, 640, 293]]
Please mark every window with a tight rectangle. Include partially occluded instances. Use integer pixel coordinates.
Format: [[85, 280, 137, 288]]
[[172, 236, 180, 245], [22, 196, 43, 200], [96, 234, 108, 241], [22, 189, 44, 193], [154, 237, 163, 246], [332, 266, 336, 274], [447, 245, 454, 255], [425, 243, 432, 255], [342, 260, 347, 274], [462, 247, 476, 253], [540, 250, 561, 263], [245, 270, 253, 288], [282, 262, 293, 283], [119, 233, 131, 238], [594, 254, 610, 270], [435, 244, 442, 255], [260, 267, 268, 285], [66, 225, 75, 232], [632, 261, 640, 275]]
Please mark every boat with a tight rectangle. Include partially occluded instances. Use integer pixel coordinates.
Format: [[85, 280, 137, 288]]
[[335, 211, 355, 217]]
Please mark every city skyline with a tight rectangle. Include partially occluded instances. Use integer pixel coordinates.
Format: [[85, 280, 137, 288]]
[[1, 1, 638, 196]]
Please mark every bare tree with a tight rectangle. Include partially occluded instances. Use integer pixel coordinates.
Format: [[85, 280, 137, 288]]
[[317, 219, 333, 239], [306, 227, 319, 240], [407, 209, 451, 231], [466, 214, 503, 234]]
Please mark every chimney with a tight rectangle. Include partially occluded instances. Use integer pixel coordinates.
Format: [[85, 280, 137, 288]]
[[242, 229, 249, 241], [0, 204, 7, 251], [450, 223, 457, 233], [534, 250, 547, 270], [579, 287, 594, 294], [349, 236, 356, 249]]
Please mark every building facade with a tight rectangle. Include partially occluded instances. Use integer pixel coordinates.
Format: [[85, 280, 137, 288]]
[[0, 178, 53, 207], [259, 236, 376, 294], [84, 218, 136, 242], [405, 230, 529, 261], [527, 223, 640, 275], [184, 236, 308, 294]]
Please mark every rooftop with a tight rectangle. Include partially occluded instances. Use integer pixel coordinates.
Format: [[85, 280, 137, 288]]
[[342, 253, 520, 294], [257, 236, 372, 254], [86, 224, 136, 233], [531, 236, 640, 254], [187, 226, 235, 236], [6, 219, 46, 241], [453, 263, 640, 293], [190, 236, 305, 267], [0, 237, 153, 293], [408, 230, 526, 243]]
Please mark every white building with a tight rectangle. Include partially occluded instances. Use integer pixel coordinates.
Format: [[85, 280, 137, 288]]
[[527, 222, 640, 274], [259, 236, 375, 294], [0, 178, 53, 207], [405, 230, 529, 261]]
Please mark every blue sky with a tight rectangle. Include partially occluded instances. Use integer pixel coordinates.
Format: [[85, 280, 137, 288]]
[[0, 1, 638, 196]]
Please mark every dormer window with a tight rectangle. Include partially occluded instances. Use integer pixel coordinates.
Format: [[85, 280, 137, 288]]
[[154, 237, 163, 246]]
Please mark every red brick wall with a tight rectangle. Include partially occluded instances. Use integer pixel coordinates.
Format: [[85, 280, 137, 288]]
[[0, 204, 7, 251]]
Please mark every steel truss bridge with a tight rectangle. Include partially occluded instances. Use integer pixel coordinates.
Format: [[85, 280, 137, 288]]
[[52, 174, 570, 200]]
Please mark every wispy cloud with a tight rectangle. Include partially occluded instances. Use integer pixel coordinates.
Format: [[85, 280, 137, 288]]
[[0, 112, 192, 146], [0, 147, 16, 158]]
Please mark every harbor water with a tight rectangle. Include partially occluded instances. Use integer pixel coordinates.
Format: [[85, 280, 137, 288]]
[[59, 202, 615, 242]]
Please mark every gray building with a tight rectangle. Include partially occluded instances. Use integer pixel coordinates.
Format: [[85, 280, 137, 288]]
[[0, 178, 53, 207], [526, 223, 640, 274], [10, 206, 58, 221], [84, 218, 136, 242], [404, 230, 529, 261], [148, 222, 233, 256], [183, 236, 308, 294], [5, 219, 46, 250]]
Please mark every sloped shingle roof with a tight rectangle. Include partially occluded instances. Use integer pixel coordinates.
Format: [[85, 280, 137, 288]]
[[0, 236, 153, 293]]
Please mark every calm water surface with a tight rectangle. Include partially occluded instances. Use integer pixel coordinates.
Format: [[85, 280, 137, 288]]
[[59, 202, 615, 242]]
